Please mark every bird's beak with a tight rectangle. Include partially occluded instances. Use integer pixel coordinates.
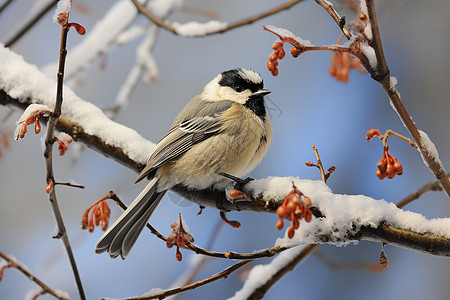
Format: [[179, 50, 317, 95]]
[[253, 89, 271, 96]]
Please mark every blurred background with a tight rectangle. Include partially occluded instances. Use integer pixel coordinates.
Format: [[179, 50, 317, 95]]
[[0, 0, 449, 299]]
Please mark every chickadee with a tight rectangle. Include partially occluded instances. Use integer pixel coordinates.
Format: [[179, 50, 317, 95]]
[[95, 68, 273, 259]]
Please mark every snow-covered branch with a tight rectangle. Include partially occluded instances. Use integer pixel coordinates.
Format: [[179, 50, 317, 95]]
[[1, 44, 449, 258]]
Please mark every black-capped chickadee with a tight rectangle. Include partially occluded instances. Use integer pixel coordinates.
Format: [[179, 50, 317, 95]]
[[95, 68, 273, 259]]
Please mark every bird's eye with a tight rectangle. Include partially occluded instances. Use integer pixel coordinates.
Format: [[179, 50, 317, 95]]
[[234, 86, 243, 92]]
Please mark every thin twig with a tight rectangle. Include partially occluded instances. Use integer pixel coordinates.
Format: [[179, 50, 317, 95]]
[[314, 0, 351, 39], [312, 145, 326, 182], [5, 0, 58, 47], [396, 173, 448, 209], [43, 22, 86, 300], [110, 194, 288, 260], [54, 181, 86, 189], [118, 260, 253, 300], [382, 129, 417, 148], [0, 0, 14, 14], [131, 0, 303, 36], [0, 251, 70, 300]]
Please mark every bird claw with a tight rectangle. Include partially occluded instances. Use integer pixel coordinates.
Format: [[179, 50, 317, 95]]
[[218, 172, 254, 192]]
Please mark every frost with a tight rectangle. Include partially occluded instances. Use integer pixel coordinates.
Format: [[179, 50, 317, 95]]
[[0, 44, 154, 164], [172, 20, 228, 37], [418, 130, 443, 168], [265, 25, 314, 46], [245, 177, 450, 248]]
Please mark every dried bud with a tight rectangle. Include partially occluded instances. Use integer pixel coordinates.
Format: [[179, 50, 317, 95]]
[[45, 180, 54, 194], [56, 13, 68, 25], [81, 212, 89, 230], [366, 129, 382, 142], [69, 22, 86, 35], [287, 226, 295, 239], [34, 118, 41, 134]]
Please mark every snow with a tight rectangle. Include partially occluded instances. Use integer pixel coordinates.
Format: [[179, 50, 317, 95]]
[[418, 130, 443, 169], [52, 0, 71, 24], [114, 25, 160, 109], [245, 176, 450, 248], [16, 103, 51, 124], [390, 76, 398, 91], [54, 289, 70, 300], [0, 259, 8, 269], [228, 246, 307, 300], [0, 44, 154, 164], [43, 0, 141, 79], [360, 44, 377, 70], [42, 0, 183, 80], [360, 0, 368, 15], [25, 288, 43, 300], [172, 20, 228, 37], [115, 25, 146, 45], [264, 25, 314, 47]]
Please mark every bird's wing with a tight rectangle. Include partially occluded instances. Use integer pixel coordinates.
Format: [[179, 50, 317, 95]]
[[135, 115, 224, 183]]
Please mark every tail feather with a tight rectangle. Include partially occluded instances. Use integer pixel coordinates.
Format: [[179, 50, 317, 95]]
[[95, 178, 165, 259]]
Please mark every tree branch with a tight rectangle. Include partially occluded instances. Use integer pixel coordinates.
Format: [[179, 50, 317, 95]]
[[0, 251, 70, 300], [42, 19, 86, 300], [131, 0, 304, 36], [5, 0, 58, 47]]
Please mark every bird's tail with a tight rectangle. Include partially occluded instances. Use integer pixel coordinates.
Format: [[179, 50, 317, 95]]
[[95, 178, 165, 259]]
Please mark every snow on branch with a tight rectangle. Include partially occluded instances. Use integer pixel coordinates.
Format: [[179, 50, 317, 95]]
[[1, 45, 449, 257], [0, 44, 154, 166]]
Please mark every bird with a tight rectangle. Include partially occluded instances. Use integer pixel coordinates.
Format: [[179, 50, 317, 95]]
[[95, 68, 273, 259]]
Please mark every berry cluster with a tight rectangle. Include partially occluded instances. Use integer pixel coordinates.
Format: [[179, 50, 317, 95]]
[[376, 146, 403, 179], [81, 200, 111, 232], [267, 42, 285, 77], [166, 214, 194, 261], [329, 50, 365, 83], [275, 183, 313, 239], [366, 129, 404, 180]]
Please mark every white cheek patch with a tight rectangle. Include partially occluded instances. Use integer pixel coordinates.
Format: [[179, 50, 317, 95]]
[[218, 86, 251, 104]]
